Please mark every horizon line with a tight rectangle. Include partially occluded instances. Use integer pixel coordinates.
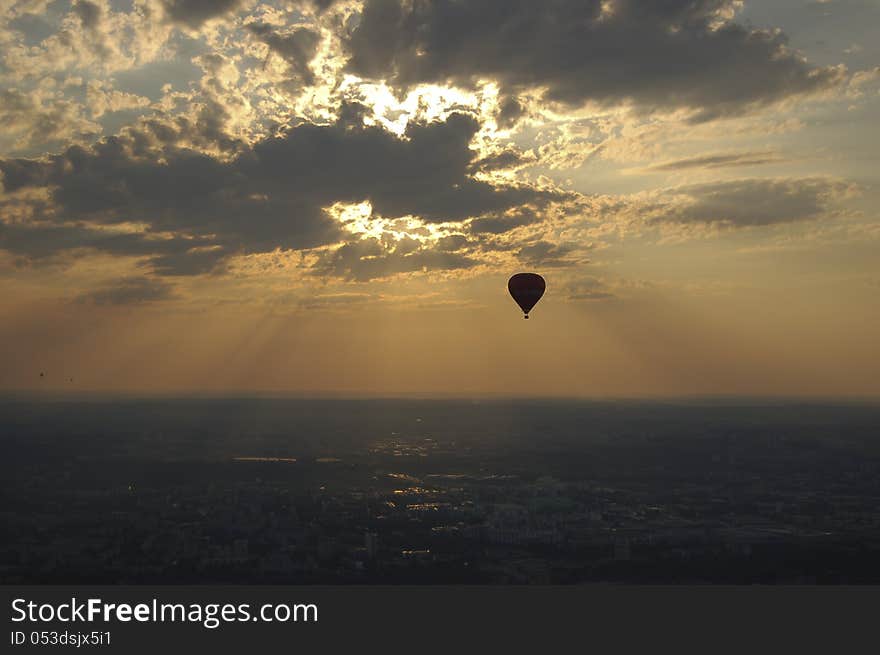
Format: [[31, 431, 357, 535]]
[[2, 389, 879, 405]]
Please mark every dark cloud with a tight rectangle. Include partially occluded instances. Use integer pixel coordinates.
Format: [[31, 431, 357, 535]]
[[470, 147, 532, 174], [160, 0, 245, 29], [247, 22, 321, 85], [284, 0, 345, 12], [645, 151, 784, 172], [390, 234, 421, 255], [1, 110, 557, 276], [662, 178, 850, 226], [0, 151, 54, 190], [516, 240, 582, 268], [312, 237, 480, 281], [308, 0, 343, 11], [72, 1, 101, 30], [148, 246, 231, 276], [241, 109, 555, 223], [135, 107, 246, 155], [0, 220, 223, 274], [496, 96, 525, 129], [76, 276, 176, 305], [345, 0, 843, 118], [435, 234, 469, 251], [469, 208, 542, 235]]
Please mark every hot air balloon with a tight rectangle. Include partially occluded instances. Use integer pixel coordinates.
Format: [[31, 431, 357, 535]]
[[508, 273, 545, 319]]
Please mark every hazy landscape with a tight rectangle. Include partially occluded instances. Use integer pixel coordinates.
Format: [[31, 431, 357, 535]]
[[3, 396, 879, 584]]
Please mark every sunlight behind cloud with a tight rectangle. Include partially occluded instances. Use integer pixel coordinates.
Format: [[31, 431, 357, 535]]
[[1, 0, 878, 396]]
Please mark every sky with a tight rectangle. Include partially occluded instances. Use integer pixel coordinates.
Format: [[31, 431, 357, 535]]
[[0, 0, 878, 397]]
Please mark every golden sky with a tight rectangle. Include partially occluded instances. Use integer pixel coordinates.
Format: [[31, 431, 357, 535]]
[[1, 0, 878, 396]]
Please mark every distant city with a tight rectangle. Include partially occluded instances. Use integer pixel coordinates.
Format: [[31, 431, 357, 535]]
[[2, 397, 879, 584]]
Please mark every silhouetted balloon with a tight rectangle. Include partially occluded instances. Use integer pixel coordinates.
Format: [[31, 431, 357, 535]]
[[508, 273, 545, 319]]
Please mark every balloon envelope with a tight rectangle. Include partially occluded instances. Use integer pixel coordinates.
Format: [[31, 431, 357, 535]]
[[508, 273, 545, 317]]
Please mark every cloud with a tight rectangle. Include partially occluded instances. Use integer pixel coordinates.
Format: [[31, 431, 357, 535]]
[[344, 0, 844, 118], [0, 88, 101, 155], [658, 178, 854, 227], [71, 1, 101, 30], [246, 22, 321, 85], [642, 151, 785, 172], [0, 1, 179, 89], [471, 147, 535, 174], [148, 245, 231, 276], [85, 80, 151, 119], [468, 208, 542, 235], [76, 275, 176, 305], [435, 233, 469, 252], [159, 0, 246, 29], [0, 220, 220, 271], [516, 240, 584, 268], [310, 236, 480, 281], [0, 108, 559, 275]]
